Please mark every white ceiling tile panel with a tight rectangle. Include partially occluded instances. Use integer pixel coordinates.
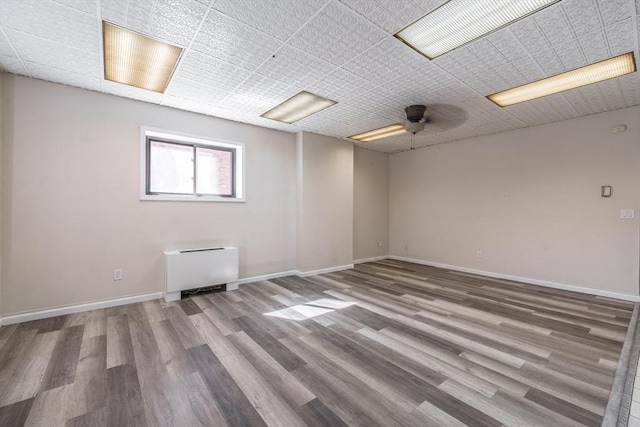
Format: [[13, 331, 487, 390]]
[[192, 10, 281, 71], [162, 95, 215, 115], [26, 63, 101, 92], [533, 4, 575, 47], [212, 0, 326, 41], [605, 19, 636, 56], [167, 51, 251, 103], [342, 37, 428, 85], [5, 29, 100, 77], [510, 16, 552, 54], [147, 0, 209, 47], [561, 0, 602, 37], [340, 0, 443, 33], [577, 30, 612, 63], [0, 0, 98, 51], [554, 39, 588, 71], [0, 55, 26, 74], [100, 0, 153, 34], [102, 80, 165, 104], [222, 73, 303, 115], [255, 45, 336, 87], [287, 1, 387, 66], [486, 29, 529, 63], [597, 0, 632, 26], [52, 0, 97, 15], [618, 73, 640, 106], [532, 48, 565, 76]]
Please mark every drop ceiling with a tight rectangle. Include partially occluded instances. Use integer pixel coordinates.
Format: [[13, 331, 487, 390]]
[[0, 0, 638, 153]]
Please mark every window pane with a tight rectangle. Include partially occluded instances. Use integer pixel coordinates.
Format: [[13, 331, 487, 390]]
[[149, 141, 194, 194], [196, 147, 233, 196]]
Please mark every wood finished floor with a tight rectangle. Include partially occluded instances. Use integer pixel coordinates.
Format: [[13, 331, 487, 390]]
[[0, 260, 635, 426]]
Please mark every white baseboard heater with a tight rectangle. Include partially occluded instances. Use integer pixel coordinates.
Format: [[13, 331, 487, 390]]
[[164, 246, 239, 302]]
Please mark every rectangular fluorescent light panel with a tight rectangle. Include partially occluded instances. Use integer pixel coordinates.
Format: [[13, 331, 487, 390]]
[[261, 91, 337, 124], [350, 124, 407, 142], [103, 21, 183, 93], [396, 0, 559, 59], [488, 52, 637, 107]]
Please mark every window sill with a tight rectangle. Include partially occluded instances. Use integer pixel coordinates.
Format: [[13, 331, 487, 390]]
[[139, 194, 245, 203]]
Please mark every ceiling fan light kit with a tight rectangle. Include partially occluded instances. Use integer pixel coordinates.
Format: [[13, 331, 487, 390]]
[[395, 0, 560, 59]]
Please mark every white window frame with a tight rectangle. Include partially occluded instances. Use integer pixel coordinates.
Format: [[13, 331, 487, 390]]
[[140, 126, 245, 202]]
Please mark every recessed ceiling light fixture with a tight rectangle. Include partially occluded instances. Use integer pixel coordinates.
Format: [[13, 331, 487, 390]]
[[349, 124, 407, 142], [396, 0, 560, 59], [261, 91, 337, 124], [103, 21, 183, 93], [488, 52, 637, 107]]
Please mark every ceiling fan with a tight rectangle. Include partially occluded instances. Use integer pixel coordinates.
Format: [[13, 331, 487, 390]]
[[402, 104, 468, 150]]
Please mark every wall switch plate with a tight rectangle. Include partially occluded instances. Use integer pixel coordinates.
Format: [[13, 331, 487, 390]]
[[378, 240, 383, 247], [620, 209, 635, 219], [113, 269, 123, 281], [476, 250, 483, 258]]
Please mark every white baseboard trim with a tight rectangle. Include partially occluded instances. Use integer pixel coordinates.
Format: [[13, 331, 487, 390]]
[[353, 255, 389, 264], [238, 270, 298, 285], [296, 264, 354, 277], [0, 265, 360, 326], [389, 255, 640, 302], [1, 292, 164, 326]]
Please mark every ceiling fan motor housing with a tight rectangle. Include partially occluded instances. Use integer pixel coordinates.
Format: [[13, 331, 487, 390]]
[[405, 105, 427, 122]]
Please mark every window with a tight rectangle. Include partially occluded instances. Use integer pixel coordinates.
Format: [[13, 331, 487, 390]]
[[140, 128, 244, 201]]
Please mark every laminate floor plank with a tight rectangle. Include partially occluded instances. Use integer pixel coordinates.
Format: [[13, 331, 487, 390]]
[[0, 260, 634, 426]]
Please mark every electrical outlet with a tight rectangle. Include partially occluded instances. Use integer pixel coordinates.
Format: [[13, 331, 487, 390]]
[[476, 250, 483, 259], [378, 240, 383, 248], [113, 269, 123, 281]]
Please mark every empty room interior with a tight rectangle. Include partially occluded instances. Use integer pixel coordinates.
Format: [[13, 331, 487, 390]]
[[1, 0, 640, 426]]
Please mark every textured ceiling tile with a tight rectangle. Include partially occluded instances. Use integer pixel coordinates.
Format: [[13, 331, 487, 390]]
[[213, 0, 326, 41], [510, 16, 552, 54], [597, 0, 632, 26], [577, 30, 611, 63], [288, 2, 387, 66], [5, 29, 100, 77], [605, 19, 636, 56], [554, 39, 587, 71], [342, 36, 428, 85], [534, 5, 575, 47], [1, 0, 98, 51], [486, 29, 529, 63], [223, 73, 303, 114], [597, 79, 627, 110], [0, 55, 27, 75], [192, 9, 281, 70], [26, 62, 101, 91], [52, 0, 96, 15], [162, 95, 215, 115], [148, 0, 208, 46], [256, 44, 336, 87], [561, 0, 602, 37], [510, 56, 545, 82], [102, 80, 165, 103]]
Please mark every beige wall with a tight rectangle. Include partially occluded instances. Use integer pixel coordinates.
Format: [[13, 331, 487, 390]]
[[2, 75, 298, 315], [390, 106, 640, 296], [296, 132, 354, 272], [353, 147, 389, 261]]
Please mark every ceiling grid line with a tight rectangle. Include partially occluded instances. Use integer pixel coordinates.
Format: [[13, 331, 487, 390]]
[[158, 0, 216, 106], [211, 0, 336, 111]]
